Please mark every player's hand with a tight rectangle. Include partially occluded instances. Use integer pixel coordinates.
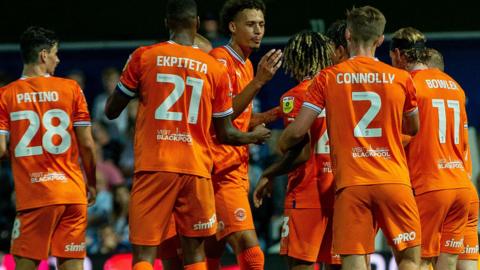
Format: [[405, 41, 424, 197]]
[[254, 49, 283, 86], [87, 185, 97, 206], [253, 177, 272, 208], [251, 123, 271, 144]]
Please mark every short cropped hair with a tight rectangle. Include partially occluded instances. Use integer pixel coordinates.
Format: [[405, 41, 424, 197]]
[[20, 26, 59, 64], [425, 48, 444, 71], [326, 20, 347, 49], [391, 27, 428, 64], [346, 6, 386, 45], [166, 0, 197, 28], [220, 0, 266, 34]]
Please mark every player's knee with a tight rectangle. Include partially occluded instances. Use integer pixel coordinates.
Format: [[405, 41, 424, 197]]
[[341, 255, 368, 270], [438, 252, 458, 268], [227, 230, 259, 254], [13, 256, 40, 270]]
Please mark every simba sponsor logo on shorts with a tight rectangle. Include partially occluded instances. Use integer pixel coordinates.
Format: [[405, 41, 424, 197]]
[[193, 214, 216, 231], [445, 238, 464, 248], [392, 231, 416, 245], [31, 172, 67, 183], [234, 208, 247, 221], [437, 159, 464, 169], [352, 146, 391, 159], [462, 244, 479, 254], [64, 242, 86, 252], [157, 128, 193, 144]]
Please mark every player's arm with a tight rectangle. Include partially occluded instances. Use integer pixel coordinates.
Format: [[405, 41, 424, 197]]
[[213, 115, 271, 146], [74, 126, 97, 206], [278, 106, 319, 153], [402, 108, 419, 136], [231, 49, 282, 119], [105, 89, 131, 120], [253, 136, 310, 208], [248, 106, 282, 129], [0, 134, 7, 160]]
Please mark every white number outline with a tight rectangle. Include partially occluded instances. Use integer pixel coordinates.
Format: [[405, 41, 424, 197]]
[[314, 109, 330, 154], [155, 73, 204, 124], [432, 99, 460, 144], [11, 109, 72, 157], [352, 91, 382, 138]]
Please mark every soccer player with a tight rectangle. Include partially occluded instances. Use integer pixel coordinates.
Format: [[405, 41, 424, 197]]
[[390, 28, 473, 270], [424, 47, 479, 270], [252, 31, 341, 270], [204, 1, 282, 269], [278, 6, 422, 270], [0, 26, 97, 270], [326, 20, 350, 65], [104, 1, 271, 270]]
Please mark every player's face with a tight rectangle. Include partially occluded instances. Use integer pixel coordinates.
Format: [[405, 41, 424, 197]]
[[44, 43, 60, 75], [230, 8, 265, 49], [389, 49, 405, 69]]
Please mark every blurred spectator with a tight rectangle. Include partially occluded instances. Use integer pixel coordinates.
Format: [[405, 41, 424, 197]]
[[93, 121, 124, 167], [200, 12, 228, 47], [118, 100, 139, 182], [92, 67, 128, 135], [66, 69, 87, 90], [0, 161, 15, 253], [98, 225, 119, 255], [112, 185, 131, 252]]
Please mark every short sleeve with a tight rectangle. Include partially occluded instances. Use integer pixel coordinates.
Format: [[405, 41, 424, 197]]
[[212, 67, 233, 118], [117, 47, 144, 98], [403, 76, 418, 115], [0, 90, 9, 135], [303, 71, 327, 113], [72, 84, 92, 127]]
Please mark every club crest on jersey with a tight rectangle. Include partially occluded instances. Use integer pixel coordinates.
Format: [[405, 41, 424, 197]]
[[282, 96, 294, 113], [234, 208, 247, 221]]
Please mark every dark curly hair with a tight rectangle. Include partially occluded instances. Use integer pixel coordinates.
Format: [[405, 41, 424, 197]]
[[326, 20, 347, 49], [20, 26, 59, 64], [220, 0, 266, 34]]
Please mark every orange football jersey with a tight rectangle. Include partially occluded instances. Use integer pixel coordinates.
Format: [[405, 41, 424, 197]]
[[304, 56, 418, 190], [406, 68, 470, 194], [281, 80, 334, 209], [0, 76, 90, 211], [208, 45, 254, 178], [118, 41, 233, 178]]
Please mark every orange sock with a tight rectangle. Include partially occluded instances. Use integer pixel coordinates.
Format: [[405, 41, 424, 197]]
[[206, 257, 221, 270], [184, 261, 207, 270], [133, 261, 153, 270], [236, 246, 264, 270]]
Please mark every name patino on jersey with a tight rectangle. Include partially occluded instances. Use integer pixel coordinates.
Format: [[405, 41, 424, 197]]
[[157, 128, 193, 144], [351, 145, 391, 159], [30, 172, 67, 183], [17, 91, 59, 103]]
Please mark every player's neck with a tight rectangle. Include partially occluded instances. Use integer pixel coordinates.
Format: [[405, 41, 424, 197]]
[[169, 31, 195, 46], [349, 44, 376, 59], [22, 64, 49, 78], [406, 63, 428, 72], [228, 40, 251, 60]]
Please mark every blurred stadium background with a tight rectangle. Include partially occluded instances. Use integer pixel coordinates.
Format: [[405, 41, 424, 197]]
[[1, 0, 479, 269]]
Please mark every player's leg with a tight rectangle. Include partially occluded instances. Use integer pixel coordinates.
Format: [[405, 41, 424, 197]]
[[175, 174, 217, 270], [374, 184, 421, 270], [212, 173, 264, 270], [129, 172, 180, 269], [204, 235, 226, 270], [158, 216, 183, 270], [50, 204, 89, 270], [456, 188, 478, 270], [317, 208, 341, 270], [12, 205, 65, 270], [436, 189, 470, 270], [333, 186, 376, 270]]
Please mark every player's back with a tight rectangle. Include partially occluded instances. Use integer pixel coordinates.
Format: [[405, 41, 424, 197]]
[[0, 76, 89, 211], [209, 45, 254, 178], [306, 56, 417, 190], [407, 68, 470, 194], [281, 80, 334, 208], [119, 41, 232, 178]]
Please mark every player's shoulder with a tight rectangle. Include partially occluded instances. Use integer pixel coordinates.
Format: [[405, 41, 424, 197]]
[[281, 80, 311, 103], [209, 46, 229, 59]]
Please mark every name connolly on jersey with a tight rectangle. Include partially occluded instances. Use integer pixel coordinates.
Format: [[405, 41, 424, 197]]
[[17, 91, 59, 104], [336, 73, 395, 85]]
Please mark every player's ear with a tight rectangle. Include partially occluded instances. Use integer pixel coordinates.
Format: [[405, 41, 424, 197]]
[[229, 21, 236, 34], [375, 34, 385, 48], [196, 16, 200, 31], [39, 49, 48, 64], [345, 28, 351, 42]]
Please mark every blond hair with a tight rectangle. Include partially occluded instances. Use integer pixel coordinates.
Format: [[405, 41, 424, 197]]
[[391, 27, 428, 64]]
